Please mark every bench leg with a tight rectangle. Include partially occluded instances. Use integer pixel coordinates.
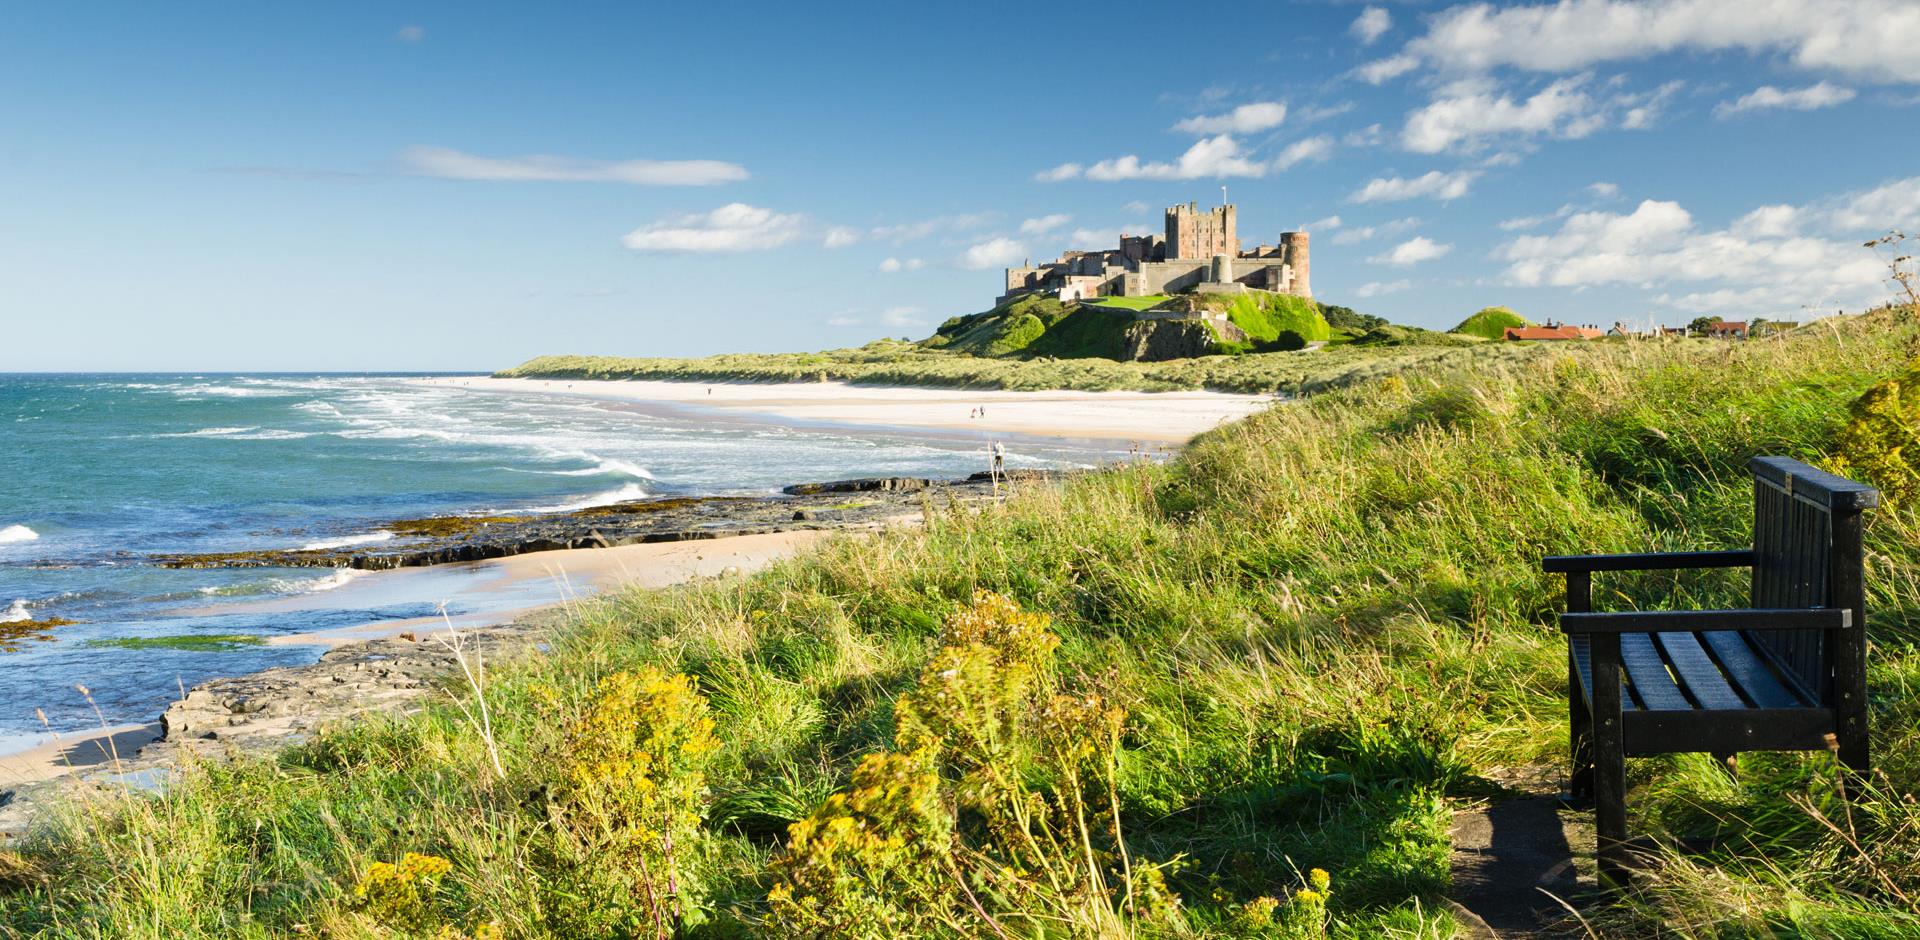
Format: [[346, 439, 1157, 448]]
[[1591, 633, 1630, 890], [1569, 650, 1594, 802]]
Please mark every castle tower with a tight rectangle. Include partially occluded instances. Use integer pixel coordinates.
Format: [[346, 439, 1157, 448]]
[[1280, 231, 1310, 298], [1165, 202, 1237, 259]]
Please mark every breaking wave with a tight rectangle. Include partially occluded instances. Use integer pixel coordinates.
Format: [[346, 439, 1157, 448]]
[[521, 482, 650, 514], [299, 531, 395, 551], [0, 525, 38, 545]]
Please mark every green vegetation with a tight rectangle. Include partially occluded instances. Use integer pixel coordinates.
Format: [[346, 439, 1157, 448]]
[[85, 634, 266, 651], [11, 310, 1920, 936], [1450, 306, 1532, 340], [1080, 294, 1170, 312], [1212, 292, 1332, 351]]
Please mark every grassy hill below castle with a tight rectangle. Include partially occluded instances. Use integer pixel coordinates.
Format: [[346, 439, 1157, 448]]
[[502, 294, 1478, 394]]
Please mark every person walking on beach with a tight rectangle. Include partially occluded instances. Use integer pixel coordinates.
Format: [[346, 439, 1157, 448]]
[[991, 440, 1006, 475]]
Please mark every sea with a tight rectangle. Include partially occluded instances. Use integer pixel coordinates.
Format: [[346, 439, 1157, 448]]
[[0, 373, 1114, 753]]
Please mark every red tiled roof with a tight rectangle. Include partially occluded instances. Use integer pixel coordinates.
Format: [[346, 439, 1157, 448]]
[[1503, 326, 1601, 341]]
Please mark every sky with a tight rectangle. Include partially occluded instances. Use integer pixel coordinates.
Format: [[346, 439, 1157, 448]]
[[3, 0, 1919, 371]]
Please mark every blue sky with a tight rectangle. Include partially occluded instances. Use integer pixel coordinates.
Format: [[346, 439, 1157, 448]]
[[3, 1, 1918, 371]]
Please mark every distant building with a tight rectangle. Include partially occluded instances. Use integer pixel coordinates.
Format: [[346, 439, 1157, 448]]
[[1707, 320, 1749, 339], [1504, 324, 1604, 341], [1000, 201, 1311, 304]]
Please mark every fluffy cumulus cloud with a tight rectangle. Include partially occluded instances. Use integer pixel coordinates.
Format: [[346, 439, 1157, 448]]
[[822, 226, 860, 248], [961, 237, 1026, 270], [1355, 54, 1420, 85], [1039, 133, 1337, 182], [1493, 176, 1920, 314], [1173, 102, 1288, 135], [1589, 181, 1621, 198], [1349, 170, 1479, 203], [405, 146, 748, 186], [1019, 214, 1072, 235], [1401, 76, 1603, 153], [1350, 7, 1392, 45], [1308, 214, 1343, 230], [1716, 81, 1857, 116], [1372, 236, 1453, 266], [878, 257, 925, 273], [621, 203, 805, 252], [1396, 0, 1920, 84]]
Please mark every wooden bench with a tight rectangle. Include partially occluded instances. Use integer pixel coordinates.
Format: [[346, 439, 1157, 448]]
[[1543, 456, 1877, 886]]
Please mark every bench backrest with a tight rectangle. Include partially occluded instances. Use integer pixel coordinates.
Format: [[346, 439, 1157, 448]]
[[1748, 457, 1878, 702]]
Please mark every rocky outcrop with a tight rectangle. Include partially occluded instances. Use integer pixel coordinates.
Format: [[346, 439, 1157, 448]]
[[1122, 318, 1234, 362]]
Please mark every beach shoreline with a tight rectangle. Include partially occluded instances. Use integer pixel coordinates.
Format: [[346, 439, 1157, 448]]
[[414, 376, 1274, 444]]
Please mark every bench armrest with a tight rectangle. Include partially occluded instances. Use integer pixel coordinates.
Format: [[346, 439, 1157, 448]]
[[1561, 608, 1849, 634], [1543, 550, 1754, 573]]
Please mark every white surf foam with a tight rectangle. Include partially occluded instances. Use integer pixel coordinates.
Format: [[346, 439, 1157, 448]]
[[0, 525, 38, 545], [156, 426, 258, 438], [299, 531, 395, 551], [522, 482, 650, 514], [1, 599, 29, 623]]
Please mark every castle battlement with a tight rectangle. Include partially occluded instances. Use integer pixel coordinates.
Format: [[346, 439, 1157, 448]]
[[1000, 200, 1310, 305]]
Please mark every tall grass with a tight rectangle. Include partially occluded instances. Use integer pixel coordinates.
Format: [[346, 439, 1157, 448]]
[[4, 313, 1918, 937]]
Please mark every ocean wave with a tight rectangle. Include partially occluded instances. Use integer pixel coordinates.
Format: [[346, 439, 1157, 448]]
[[169, 385, 290, 398], [197, 569, 363, 598], [1, 599, 29, 623], [299, 531, 395, 551], [521, 482, 650, 514], [508, 455, 657, 480], [156, 426, 258, 438], [0, 525, 39, 545]]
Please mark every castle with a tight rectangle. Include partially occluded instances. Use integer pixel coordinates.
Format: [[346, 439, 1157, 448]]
[[1000, 202, 1310, 305]]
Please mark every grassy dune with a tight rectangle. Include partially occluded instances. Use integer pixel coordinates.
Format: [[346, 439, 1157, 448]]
[[6, 313, 1920, 937], [498, 339, 1546, 395]]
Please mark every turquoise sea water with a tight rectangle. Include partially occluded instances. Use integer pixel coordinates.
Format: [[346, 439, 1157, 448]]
[[0, 374, 1110, 751]]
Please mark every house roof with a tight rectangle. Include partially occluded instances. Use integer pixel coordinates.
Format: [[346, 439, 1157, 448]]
[[1709, 320, 1749, 332], [1504, 325, 1601, 341]]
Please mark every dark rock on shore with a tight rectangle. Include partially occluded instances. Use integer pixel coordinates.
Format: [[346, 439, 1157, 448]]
[[156, 472, 1065, 572]]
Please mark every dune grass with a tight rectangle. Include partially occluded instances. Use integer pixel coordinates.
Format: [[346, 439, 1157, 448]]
[[5, 313, 1920, 937]]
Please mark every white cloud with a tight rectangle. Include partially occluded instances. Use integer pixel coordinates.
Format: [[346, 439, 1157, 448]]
[[870, 213, 996, 242], [1588, 181, 1620, 198], [1076, 135, 1269, 181], [1402, 76, 1600, 153], [1489, 188, 1914, 315], [1344, 123, 1387, 147], [1498, 206, 1573, 231], [395, 25, 425, 43], [1274, 135, 1336, 169], [1298, 102, 1357, 123], [961, 237, 1027, 270], [1716, 81, 1857, 116], [1620, 80, 1684, 129], [1354, 279, 1413, 298], [1123, 200, 1150, 214], [1349, 170, 1479, 203], [405, 146, 748, 186], [1308, 215, 1343, 230], [621, 203, 805, 252], [1173, 102, 1288, 135], [1400, 0, 1920, 84], [1355, 54, 1419, 84], [878, 257, 925, 273], [1033, 162, 1084, 183], [1351, 7, 1392, 45], [1372, 236, 1453, 266], [823, 226, 860, 248], [1019, 214, 1072, 235], [1331, 216, 1421, 245]]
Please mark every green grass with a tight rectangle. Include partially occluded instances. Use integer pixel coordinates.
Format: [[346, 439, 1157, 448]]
[[10, 312, 1920, 937], [1081, 295, 1170, 312], [1450, 306, 1531, 340], [84, 634, 266, 651]]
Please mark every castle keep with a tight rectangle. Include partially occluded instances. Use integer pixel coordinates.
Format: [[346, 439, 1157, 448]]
[[1001, 201, 1311, 305]]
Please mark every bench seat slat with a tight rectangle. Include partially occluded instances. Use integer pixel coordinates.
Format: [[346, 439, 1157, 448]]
[[1621, 633, 1692, 711], [1653, 631, 1748, 710], [1699, 631, 1810, 709]]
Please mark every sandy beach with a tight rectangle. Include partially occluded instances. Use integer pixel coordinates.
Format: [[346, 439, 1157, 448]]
[[415, 376, 1274, 443]]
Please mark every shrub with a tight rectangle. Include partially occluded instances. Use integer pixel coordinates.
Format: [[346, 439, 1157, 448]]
[[1829, 356, 1920, 505]]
